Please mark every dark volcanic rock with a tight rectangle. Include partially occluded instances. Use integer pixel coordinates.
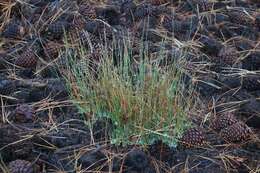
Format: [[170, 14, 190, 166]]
[[124, 149, 149, 171], [79, 148, 106, 170]]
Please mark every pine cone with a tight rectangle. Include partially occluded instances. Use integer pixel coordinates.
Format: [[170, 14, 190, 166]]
[[72, 15, 86, 30], [242, 75, 260, 91], [79, 3, 97, 19], [46, 21, 70, 39], [242, 52, 260, 71], [15, 49, 38, 68], [44, 41, 62, 60], [217, 46, 238, 65], [14, 104, 35, 123], [0, 53, 8, 70], [0, 79, 15, 95], [180, 127, 206, 148], [8, 160, 34, 173], [2, 21, 25, 39], [220, 122, 252, 143], [210, 112, 238, 131], [227, 10, 255, 26]]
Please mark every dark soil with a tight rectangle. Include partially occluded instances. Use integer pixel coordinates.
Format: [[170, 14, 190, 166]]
[[0, 0, 259, 172]]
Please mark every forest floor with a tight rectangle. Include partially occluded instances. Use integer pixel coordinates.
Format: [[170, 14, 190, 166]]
[[0, 0, 259, 172]]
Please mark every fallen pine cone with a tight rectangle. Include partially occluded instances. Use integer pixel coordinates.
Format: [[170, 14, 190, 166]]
[[220, 122, 253, 143], [217, 46, 239, 65], [8, 160, 38, 173], [0, 79, 15, 95], [15, 49, 38, 68], [44, 41, 62, 60], [227, 10, 255, 26], [0, 53, 9, 70], [2, 21, 25, 39], [180, 127, 207, 148], [242, 75, 260, 91], [72, 15, 86, 30], [79, 2, 97, 20], [46, 21, 70, 40], [210, 112, 239, 131], [242, 52, 260, 71]]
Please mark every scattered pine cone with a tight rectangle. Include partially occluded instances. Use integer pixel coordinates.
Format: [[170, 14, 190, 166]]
[[0, 79, 15, 95], [242, 75, 260, 91], [15, 49, 38, 68], [79, 3, 97, 19], [2, 21, 25, 39], [227, 10, 255, 26], [72, 15, 86, 30], [46, 21, 70, 39], [180, 127, 206, 148], [220, 122, 252, 143], [0, 53, 10, 70], [242, 52, 260, 71], [217, 46, 239, 65], [210, 112, 238, 131], [8, 160, 34, 173], [44, 41, 62, 60]]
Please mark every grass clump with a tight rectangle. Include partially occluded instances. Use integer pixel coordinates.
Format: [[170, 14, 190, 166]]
[[62, 38, 193, 147]]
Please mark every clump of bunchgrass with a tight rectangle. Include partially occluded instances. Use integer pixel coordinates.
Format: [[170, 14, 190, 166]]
[[62, 36, 193, 147]]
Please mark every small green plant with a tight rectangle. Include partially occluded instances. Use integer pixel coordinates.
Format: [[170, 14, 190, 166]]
[[62, 37, 193, 147]]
